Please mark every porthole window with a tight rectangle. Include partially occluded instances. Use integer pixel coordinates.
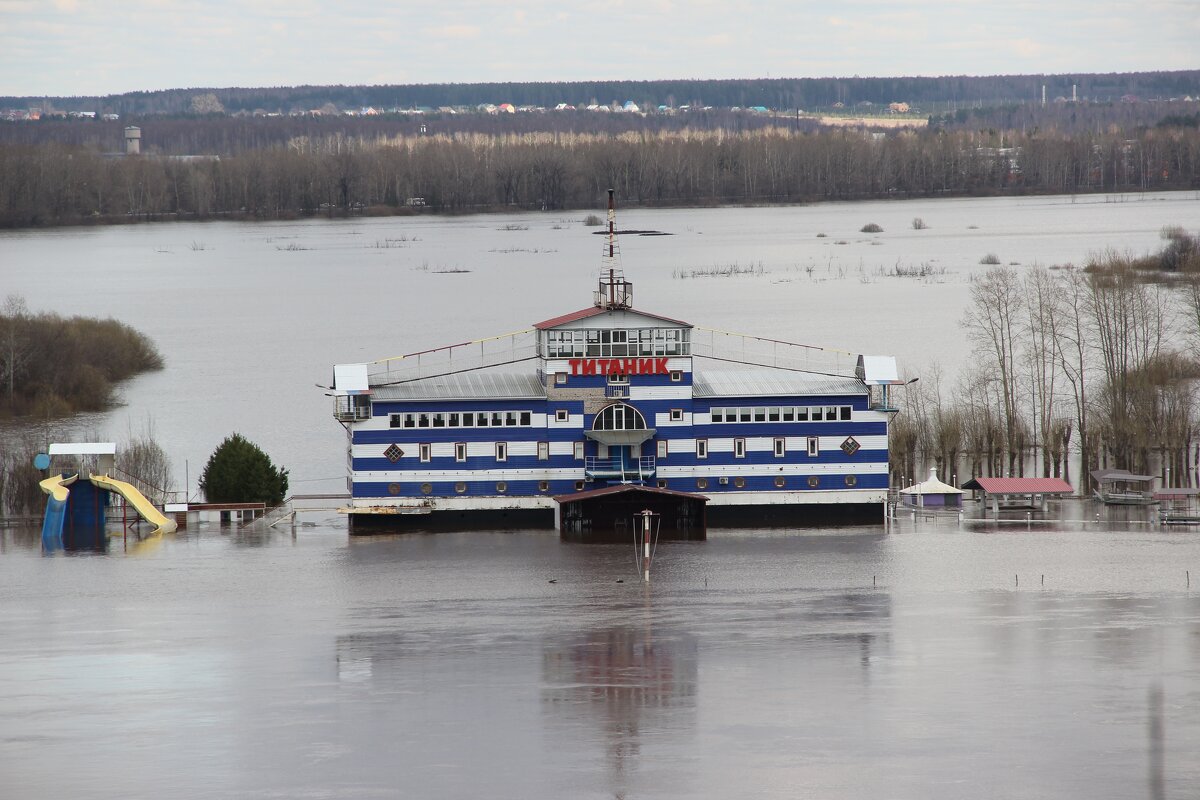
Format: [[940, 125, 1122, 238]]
[[657, 479, 668, 489], [733, 476, 746, 489], [575, 480, 586, 491], [388, 483, 402, 495], [455, 482, 467, 494], [807, 476, 820, 488], [845, 474, 857, 487], [420, 483, 433, 495], [538, 480, 550, 492], [696, 478, 709, 490], [774, 476, 785, 488], [496, 481, 507, 493]]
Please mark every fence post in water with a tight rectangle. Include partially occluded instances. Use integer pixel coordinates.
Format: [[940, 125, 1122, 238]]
[[641, 509, 653, 583]]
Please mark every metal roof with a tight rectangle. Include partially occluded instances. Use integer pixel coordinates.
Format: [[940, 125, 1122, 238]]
[[533, 306, 692, 330], [371, 372, 546, 401], [960, 477, 1074, 494], [1090, 469, 1156, 483], [692, 369, 865, 398], [553, 484, 709, 504]]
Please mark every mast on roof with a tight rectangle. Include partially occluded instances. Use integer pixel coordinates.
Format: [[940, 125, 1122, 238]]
[[595, 188, 633, 310]]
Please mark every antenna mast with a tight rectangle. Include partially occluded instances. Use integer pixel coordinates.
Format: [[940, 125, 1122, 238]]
[[595, 189, 632, 309]]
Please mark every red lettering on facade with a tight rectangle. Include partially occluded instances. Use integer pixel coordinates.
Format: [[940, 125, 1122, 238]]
[[565, 357, 674, 375]]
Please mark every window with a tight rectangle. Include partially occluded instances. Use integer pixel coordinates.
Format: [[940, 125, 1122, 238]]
[[389, 414, 403, 428], [555, 372, 567, 385], [783, 407, 795, 422], [448, 413, 460, 428], [754, 407, 766, 422], [432, 413, 445, 428], [657, 440, 668, 458], [538, 480, 550, 492], [810, 407, 823, 421], [807, 436, 820, 457], [670, 370, 682, 382], [419, 443, 431, 462], [476, 412, 489, 427], [669, 408, 683, 422], [608, 373, 629, 385], [575, 480, 586, 491], [845, 474, 858, 487], [796, 407, 809, 421], [496, 482, 507, 493], [696, 477, 708, 489], [556, 409, 569, 422], [696, 439, 708, 459], [768, 407, 780, 422], [825, 406, 837, 421], [454, 482, 467, 493], [739, 408, 752, 422], [505, 411, 518, 427], [734, 476, 746, 488], [495, 442, 507, 462], [574, 442, 585, 460], [734, 438, 746, 458], [657, 479, 668, 489], [418, 413, 430, 428], [711, 408, 725, 423], [774, 437, 786, 458], [455, 443, 467, 462], [491, 412, 504, 427], [593, 403, 647, 431], [537, 441, 549, 461], [840, 406, 852, 421]]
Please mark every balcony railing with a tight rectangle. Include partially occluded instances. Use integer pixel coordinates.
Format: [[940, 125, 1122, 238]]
[[585, 456, 656, 482], [333, 397, 371, 422]]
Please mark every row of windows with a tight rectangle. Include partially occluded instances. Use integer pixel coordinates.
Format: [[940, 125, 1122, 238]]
[[401, 437, 820, 462], [543, 328, 690, 358], [390, 405, 853, 431], [416, 442, 587, 462], [710, 406, 853, 423], [387, 473, 860, 496], [390, 411, 533, 429]]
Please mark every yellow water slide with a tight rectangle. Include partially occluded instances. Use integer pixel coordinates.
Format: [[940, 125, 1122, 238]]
[[39, 473, 78, 502], [89, 474, 178, 535]]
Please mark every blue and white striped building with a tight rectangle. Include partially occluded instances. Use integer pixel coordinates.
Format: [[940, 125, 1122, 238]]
[[332, 206, 899, 533]]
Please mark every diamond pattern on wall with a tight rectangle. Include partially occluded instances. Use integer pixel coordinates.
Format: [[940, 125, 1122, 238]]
[[841, 436, 860, 456], [384, 444, 404, 462]]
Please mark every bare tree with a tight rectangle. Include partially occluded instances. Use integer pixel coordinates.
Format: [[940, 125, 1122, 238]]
[[962, 268, 1024, 474]]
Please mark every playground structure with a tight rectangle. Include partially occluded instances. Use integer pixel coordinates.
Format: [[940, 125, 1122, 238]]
[[38, 442, 177, 551]]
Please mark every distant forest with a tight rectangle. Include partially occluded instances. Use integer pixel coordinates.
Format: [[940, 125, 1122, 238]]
[[4, 71, 1199, 116], [2, 72, 1199, 228]]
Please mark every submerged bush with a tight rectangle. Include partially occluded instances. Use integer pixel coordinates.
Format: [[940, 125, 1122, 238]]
[[861, 222, 884, 233], [0, 295, 163, 418], [980, 253, 1001, 265], [199, 433, 289, 505]]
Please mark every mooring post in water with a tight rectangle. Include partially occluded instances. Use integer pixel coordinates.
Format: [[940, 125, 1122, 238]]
[[641, 509, 653, 583]]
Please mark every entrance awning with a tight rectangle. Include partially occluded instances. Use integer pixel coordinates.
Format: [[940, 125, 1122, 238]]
[[584, 428, 657, 446]]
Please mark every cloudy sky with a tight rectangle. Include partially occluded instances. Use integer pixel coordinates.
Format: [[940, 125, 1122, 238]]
[[2, 0, 1196, 97]]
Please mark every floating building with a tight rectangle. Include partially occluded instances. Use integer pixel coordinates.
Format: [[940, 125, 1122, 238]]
[[332, 194, 900, 536]]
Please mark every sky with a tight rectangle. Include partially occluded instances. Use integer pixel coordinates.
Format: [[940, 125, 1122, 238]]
[[1, 0, 1197, 97]]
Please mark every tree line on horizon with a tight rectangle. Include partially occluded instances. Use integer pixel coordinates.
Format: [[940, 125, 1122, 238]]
[[2, 121, 1199, 228], [5, 70, 1198, 116]]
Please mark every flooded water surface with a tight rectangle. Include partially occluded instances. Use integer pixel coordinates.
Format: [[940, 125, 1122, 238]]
[[1, 520, 1199, 799]]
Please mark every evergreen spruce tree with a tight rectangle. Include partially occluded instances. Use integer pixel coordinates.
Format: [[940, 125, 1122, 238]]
[[198, 433, 289, 505]]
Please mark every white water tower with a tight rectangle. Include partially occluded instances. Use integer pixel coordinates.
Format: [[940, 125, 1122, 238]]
[[124, 126, 141, 155]]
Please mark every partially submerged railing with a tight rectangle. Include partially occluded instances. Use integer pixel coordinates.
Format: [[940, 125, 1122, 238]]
[[691, 327, 859, 377], [367, 329, 539, 386]]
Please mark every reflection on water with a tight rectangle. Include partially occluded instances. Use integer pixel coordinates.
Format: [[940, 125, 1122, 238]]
[[1, 523, 1199, 798], [542, 624, 698, 792]]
